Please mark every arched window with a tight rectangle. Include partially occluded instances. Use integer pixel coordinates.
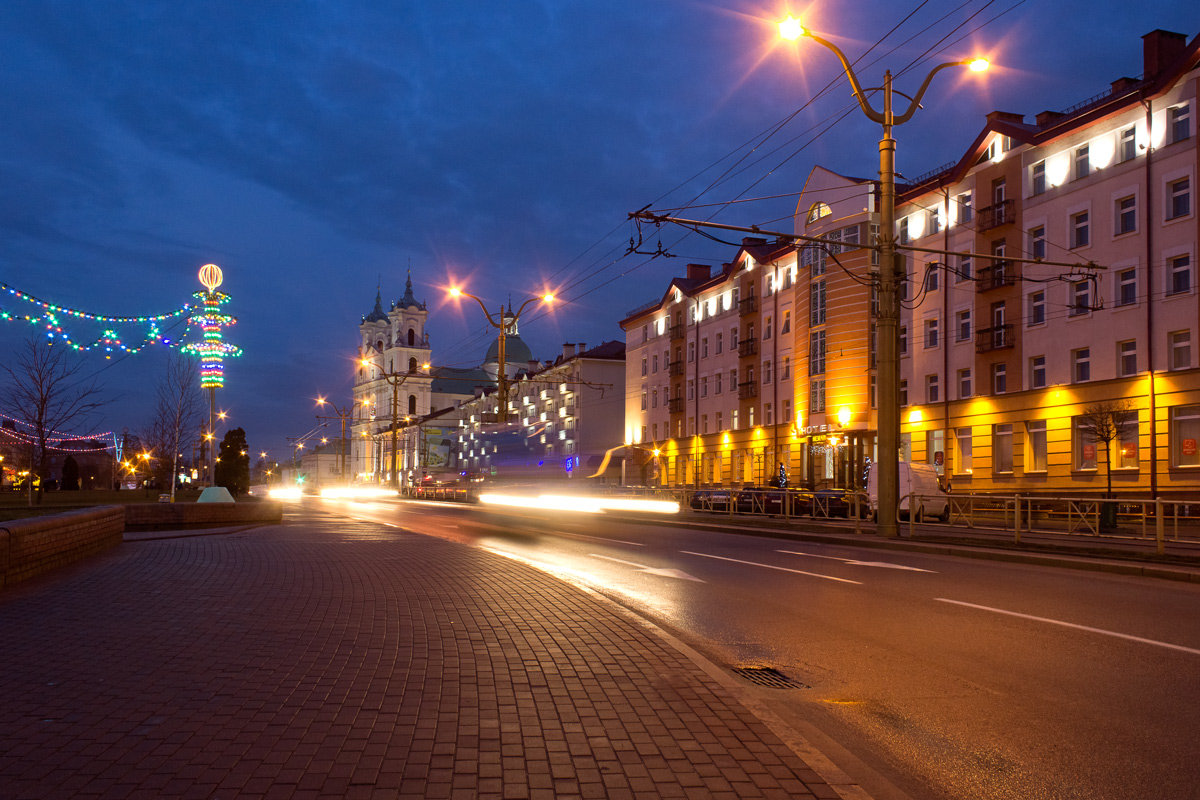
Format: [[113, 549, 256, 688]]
[[408, 357, 417, 373], [408, 395, 417, 415], [807, 201, 832, 223], [375, 340, 383, 351], [408, 328, 416, 346]]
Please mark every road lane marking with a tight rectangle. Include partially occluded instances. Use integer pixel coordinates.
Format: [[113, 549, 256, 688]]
[[681, 551, 862, 584], [778, 549, 937, 573], [935, 598, 1200, 656], [562, 533, 645, 546], [591, 555, 704, 581]]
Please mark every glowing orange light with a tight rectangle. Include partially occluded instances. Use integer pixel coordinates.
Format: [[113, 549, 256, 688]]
[[968, 58, 989, 72], [778, 16, 805, 40]]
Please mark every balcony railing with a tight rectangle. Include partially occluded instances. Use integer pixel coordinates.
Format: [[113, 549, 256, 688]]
[[738, 338, 758, 358], [977, 199, 1014, 231], [668, 360, 685, 377], [668, 323, 685, 340], [667, 396, 686, 413], [739, 295, 758, 315], [976, 323, 1015, 352], [978, 260, 1016, 291], [737, 380, 758, 399]]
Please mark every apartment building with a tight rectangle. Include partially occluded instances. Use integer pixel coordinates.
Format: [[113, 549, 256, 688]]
[[897, 29, 1199, 498]]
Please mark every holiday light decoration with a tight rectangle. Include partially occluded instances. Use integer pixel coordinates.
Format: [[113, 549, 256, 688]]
[[181, 264, 242, 388], [0, 281, 193, 356]]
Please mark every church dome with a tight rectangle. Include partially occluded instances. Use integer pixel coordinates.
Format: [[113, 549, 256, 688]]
[[485, 333, 533, 366]]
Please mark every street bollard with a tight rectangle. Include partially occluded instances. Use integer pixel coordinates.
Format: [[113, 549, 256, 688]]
[[1156, 499, 1165, 555]]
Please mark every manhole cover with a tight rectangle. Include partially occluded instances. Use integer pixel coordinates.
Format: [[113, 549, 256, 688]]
[[732, 666, 809, 689]]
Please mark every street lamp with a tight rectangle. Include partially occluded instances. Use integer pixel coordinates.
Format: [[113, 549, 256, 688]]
[[448, 285, 554, 425], [315, 395, 356, 482], [779, 18, 987, 538]]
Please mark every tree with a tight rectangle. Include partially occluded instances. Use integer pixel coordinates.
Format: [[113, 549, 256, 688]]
[[142, 353, 203, 500], [214, 427, 250, 496], [1078, 399, 1137, 499], [0, 338, 104, 505], [61, 455, 80, 490]]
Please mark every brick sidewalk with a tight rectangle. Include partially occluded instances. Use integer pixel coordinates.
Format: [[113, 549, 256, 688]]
[[0, 515, 846, 799]]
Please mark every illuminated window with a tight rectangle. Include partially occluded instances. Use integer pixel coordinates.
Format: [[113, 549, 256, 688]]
[[1026, 421, 1047, 472], [993, 424, 1013, 474], [810, 330, 826, 375], [1169, 404, 1200, 467], [955, 428, 973, 474], [1073, 417, 1098, 471], [1117, 412, 1139, 470], [810, 281, 826, 325], [809, 380, 825, 413]]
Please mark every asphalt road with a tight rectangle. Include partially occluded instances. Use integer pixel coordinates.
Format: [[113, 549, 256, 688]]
[[317, 496, 1200, 800]]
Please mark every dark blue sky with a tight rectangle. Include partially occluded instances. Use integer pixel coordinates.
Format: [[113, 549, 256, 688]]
[[0, 1, 1195, 460]]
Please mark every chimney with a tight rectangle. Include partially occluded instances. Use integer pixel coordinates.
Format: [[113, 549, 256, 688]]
[[1110, 76, 1140, 96], [1035, 110, 1065, 128], [1143, 30, 1187, 80], [686, 263, 711, 281], [561, 343, 575, 361], [986, 110, 1024, 125], [577, 342, 586, 356]]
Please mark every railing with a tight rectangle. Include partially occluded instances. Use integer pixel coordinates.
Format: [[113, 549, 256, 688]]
[[739, 295, 758, 315], [668, 323, 685, 340], [978, 260, 1015, 291], [977, 199, 1014, 230], [668, 360, 685, 376], [976, 323, 1014, 352], [737, 380, 758, 399], [738, 338, 758, 357], [667, 396, 685, 413]]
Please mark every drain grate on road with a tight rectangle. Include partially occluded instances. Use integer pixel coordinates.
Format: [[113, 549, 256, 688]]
[[732, 666, 810, 689]]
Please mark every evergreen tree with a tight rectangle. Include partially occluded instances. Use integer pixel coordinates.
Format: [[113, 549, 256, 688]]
[[61, 455, 80, 491], [214, 427, 251, 496]]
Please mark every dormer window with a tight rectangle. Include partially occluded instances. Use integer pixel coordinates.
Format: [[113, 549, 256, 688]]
[[807, 201, 832, 224]]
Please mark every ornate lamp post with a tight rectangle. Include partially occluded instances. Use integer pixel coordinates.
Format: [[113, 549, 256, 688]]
[[779, 18, 987, 537]]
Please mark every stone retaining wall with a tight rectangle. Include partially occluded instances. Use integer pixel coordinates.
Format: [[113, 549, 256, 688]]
[[0, 506, 125, 589], [123, 501, 283, 530]]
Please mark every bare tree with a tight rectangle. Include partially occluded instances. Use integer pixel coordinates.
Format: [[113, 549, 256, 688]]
[[0, 337, 104, 505], [1078, 399, 1137, 499], [142, 353, 203, 501]]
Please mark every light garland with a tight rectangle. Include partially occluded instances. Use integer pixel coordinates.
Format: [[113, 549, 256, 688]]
[[181, 287, 241, 388]]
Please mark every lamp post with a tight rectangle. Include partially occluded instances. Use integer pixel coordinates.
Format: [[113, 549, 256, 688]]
[[315, 396, 355, 483], [779, 18, 987, 538], [448, 286, 554, 425]]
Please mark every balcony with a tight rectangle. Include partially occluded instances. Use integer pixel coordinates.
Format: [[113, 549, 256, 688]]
[[667, 396, 686, 414], [975, 324, 1015, 352], [738, 337, 758, 358], [737, 380, 758, 399], [739, 295, 758, 315], [668, 360, 685, 377], [978, 260, 1016, 291], [668, 323, 685, 340], [977, 199, 1014, 231]]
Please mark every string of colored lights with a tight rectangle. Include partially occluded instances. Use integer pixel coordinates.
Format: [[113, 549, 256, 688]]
[[181, 289, 242, 388], [0, 411, 115, 444], [0, 281, 195, 356]]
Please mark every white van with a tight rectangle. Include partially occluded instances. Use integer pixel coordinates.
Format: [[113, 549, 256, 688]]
[[865, 462, 949, 522]]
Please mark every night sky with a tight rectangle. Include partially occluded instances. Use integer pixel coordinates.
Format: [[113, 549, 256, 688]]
[[0, 1, 1195, 461]]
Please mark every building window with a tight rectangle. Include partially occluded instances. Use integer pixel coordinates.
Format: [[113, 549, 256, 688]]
[[1070, 280, 1091, 316], [1071, 210, 1090, 248], [810, 281, 826, 325], [1168, 255, 1191, 295], [784, 399, 792, 422], [900, 326, 908, 355], [1027, 420, 1047, 472], [700, 376, 708, 397], [652, 354, 659, 373], [763, 360, 772, 383], [1074, 144, 1090, 179], [701, 337, 709, 358], [687, 342, 695, 363], [1170, 404, 1200, 467], [810, 380, 826, 413], [926, 374, 939, 403], [958, 368, 972, 399], [1028, 291, 1045, 326], [956, 309, 971, 342], [955, 428, 973, 474], [764, 404, 773, 426], [992, 363, 1007, 395], [993, 424, 1013, 474], [928, 209, 941, 236], [898, 217, 909, 245], [1117, 268, 1137, 306], [810, 330, 826, 375], [1118, 339, 1138, 377], [1167, 176, 1191, 220], [957, 192, 973, 224], [924, 263, 939, 292], [1120, 126, 1137, 162], [651, 389, 658, 408], [1170, 104, 1192, 144], [925, 317, 939, 349], [1116, 196, 1137, 235], [782, 357, 790, 380], [1029, 226, 1046, 260], [957, 255, 973, 282], [1031, 160, 1046, 195], [1073, 347, 1091, 382], [764, 315, 773, 340], [715, 333, 722, 354], [641, 357, 647, 376], [641, 390, 647, 410], [1073, 417, 1098, 471], [1170, 330, 1191, 370], [781, 310, 791, 334], [1030, 355, 1046, 389], [1117, 411, 1139, 470], [715, 372, 722, 394], [899, 379, 908, 406]]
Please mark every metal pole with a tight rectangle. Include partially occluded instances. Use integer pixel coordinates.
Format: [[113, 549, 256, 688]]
[[390, 380, 399, 491], [876, 70, 900, 539], [497, 309, 508, 425]]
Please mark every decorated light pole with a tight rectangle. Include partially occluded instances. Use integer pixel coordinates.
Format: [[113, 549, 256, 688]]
[[182, 264, 242, 485]]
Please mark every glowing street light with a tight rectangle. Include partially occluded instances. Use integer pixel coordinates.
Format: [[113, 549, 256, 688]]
[[447, 284, 555, 424], [778, 19, 988, 538]]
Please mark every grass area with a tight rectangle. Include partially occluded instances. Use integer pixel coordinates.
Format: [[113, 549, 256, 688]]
[[0, 488, 205, 521]]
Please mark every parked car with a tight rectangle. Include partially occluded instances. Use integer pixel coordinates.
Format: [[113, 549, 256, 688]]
[[689, 488, 735, 513], [865, 462, 949, 521]]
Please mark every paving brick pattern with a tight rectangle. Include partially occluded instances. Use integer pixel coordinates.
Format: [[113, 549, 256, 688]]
[[0, 515, 836, 799]]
